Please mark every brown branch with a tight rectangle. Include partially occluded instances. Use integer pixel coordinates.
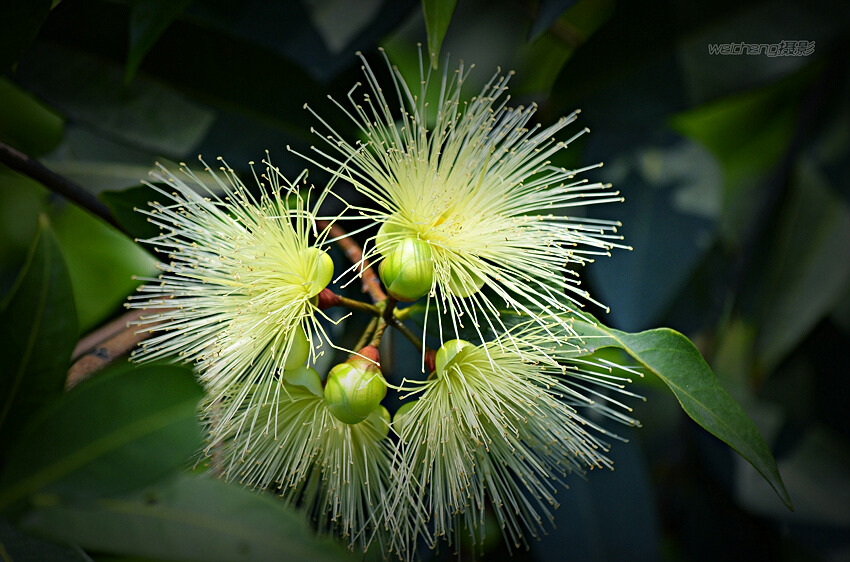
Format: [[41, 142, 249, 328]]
[[0, 141, 124, 233], [66, 309, 167, 389], [316, 219, 386, 303]]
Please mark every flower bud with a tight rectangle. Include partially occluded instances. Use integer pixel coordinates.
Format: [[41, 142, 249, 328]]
[[447, 264, 486, 298], [435, 339, 474, 373], [392, 401, 417, 434], [283, 325, 310, 370], [324, 351, 387, 424], [301, 247, 334, 297], [365, 405, 391, 439], [282, 365, 323, 398], [378, 236, 434, 302], [375, 220, 405, 252]]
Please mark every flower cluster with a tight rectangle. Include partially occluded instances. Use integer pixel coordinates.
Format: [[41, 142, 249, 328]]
[[129, 50, 638, 560]]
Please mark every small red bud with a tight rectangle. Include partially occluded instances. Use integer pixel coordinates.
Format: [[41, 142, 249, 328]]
[[424, 349, 437, 373], [351, 344, 381, 367], [317, 288, 341, 310]]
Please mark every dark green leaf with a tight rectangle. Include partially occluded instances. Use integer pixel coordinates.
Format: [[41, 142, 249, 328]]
[[752, 163, 850, 373], [0, 78, 64, 157], [0, 519, 93, 561], [422, 0, 457, 69], [564, 316, 793, 510], [0, 215, 76, 452], [125, 0, 193, 83], [0, 0, 52, 75], [0, 363, 203, 512], [51, 203, 157, 333], [527, 0, 577, 41], [584, 130, 722, 331], [17, 43, 214, 158], [22, 474, 352, 562], [100, 183, 165, 242]]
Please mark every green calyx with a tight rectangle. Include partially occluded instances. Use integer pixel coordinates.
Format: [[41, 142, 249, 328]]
[[282, 365, 323, 398], [301, 247, 334, 297], [283, 325, 311, 370], [378, 236, 434, 302], [324, 360, 387, 424], [435, 339, 474, 373]]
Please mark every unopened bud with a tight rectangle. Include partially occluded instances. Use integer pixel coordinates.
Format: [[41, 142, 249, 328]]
[[283, 325, 310, 370], [365, 405, 392, 439], [435, 339, 474, 373], [282, 365, 323, 398], [378, 237, 434, 302], [301, 247, 334, 297], [324, 349, 387, 424]]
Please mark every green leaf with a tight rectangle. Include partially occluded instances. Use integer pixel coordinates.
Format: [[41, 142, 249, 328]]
[[0, 519, 93, 561], [0, 215, 76, 452], [0, 78, 64, 157], [422, 0, 457, 69], [0, 0, 52, 75], [0, 363, 203, 512], [22, 474, 352, 562], [99, 184, 164, 242], [125, 0, 193, 83], [565, 316, 793, 510], [51, 202, 157, 333]]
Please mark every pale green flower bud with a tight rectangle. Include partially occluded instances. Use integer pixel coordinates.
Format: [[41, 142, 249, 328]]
[[324, 351, 387, 424], [378, 237, 434, 302], [365, 405, 392, 439], [301, 247, 334, 297], [392, 401, 417, 434], [435, 339, 474, 373], [282, 365, 323, 398], [375, 220, 405, 251], [283, 325, 310, 370]]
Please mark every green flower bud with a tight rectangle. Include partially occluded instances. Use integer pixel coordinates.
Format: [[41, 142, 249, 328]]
[[283, 325, 310, 370], [447, 264, 486, 298], [324, 360, 387, 424], [365, 405, 391, 439], [282, 365, 323, 398], [378, 237, 434, 302], [301, 247, 334, 297], [392, 401, 417, 434], [435, 339, 474, 373], [375, 220, 406, 253]]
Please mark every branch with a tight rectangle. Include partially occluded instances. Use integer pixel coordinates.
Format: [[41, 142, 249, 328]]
[[316, 219, 386, 303], [0, 141, 124, 233], [66, 309, 165, 389]]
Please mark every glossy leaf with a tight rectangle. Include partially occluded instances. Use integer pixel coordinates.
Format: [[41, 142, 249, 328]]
[[0, 215, 76, 452], [527, 0, 578, 41], [0, 363, 202, 511], [422, 0, 457, 69], [0, 0, 52, 75], [125, 0, 193, 82], [99, 183, 164, 242], [563, 315, 793, 510], [0, 519, 93, 562], [22, 474, 352, 562]]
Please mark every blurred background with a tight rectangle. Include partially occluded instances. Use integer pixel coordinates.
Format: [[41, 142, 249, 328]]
[[2, 0, 849, 560]]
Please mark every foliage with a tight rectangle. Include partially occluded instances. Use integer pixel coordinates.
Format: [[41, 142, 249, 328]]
[[1, 0, 849, 561]]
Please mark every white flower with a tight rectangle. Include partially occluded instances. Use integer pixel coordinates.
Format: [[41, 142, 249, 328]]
[[126, 156, 339, 441], [296, 49, 628, 351], [212, 374, 396, 555], [390, 333, 641, 551]]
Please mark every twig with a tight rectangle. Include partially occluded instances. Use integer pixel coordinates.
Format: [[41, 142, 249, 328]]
[[316, 219, 386, 303], [0, 141, 124, 233], [66, 309, 170, 389]]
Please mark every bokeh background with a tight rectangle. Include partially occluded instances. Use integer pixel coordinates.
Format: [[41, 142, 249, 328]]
[[2, 0, 849, 560]]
